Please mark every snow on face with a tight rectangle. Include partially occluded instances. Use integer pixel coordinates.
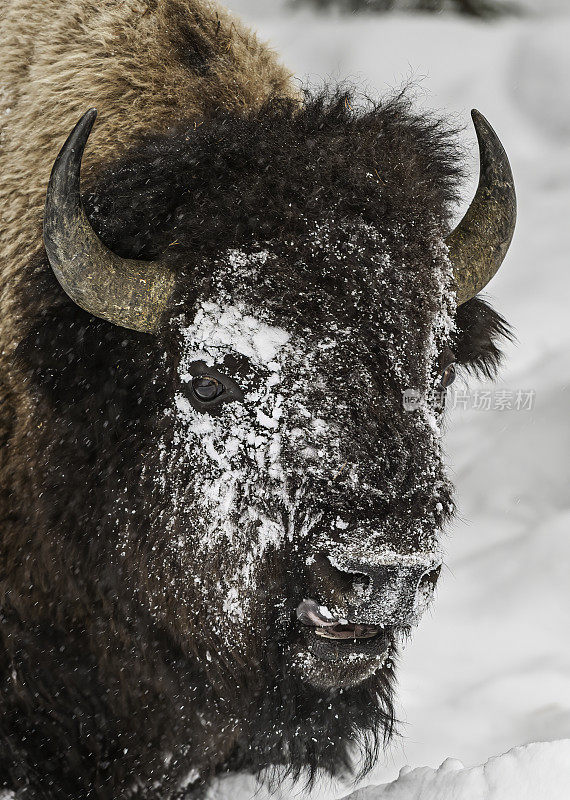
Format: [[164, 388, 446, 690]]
[[155, 298, 320, 649], [148, 221, 455, 665], [174, 300, 293, 547], [178, 300, 291, 375]]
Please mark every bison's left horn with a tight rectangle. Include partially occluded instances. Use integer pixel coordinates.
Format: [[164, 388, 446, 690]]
[[44, 109, 175, 333], [446, 110, 516, 306]]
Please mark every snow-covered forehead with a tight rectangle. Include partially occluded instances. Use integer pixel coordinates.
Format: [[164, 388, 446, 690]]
[[178, 301, 291, 371]]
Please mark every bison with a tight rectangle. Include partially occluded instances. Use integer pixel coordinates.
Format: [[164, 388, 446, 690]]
[[0, 0, 516, 797]]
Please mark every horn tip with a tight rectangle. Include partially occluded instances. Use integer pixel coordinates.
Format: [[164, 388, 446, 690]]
[[470, 108, 489, 129], [83, 107, 98, 124], [68, 108, 98, 149], [470, 109, 505, 149]]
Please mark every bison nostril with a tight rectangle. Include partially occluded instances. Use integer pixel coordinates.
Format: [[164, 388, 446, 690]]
[[312, 553, 353, 593], [309, 553, 371, 604]]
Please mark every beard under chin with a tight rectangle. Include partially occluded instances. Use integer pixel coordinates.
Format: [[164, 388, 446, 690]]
[[225, 646, 397, 788]]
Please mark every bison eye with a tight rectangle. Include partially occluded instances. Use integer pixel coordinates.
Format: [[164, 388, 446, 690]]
[[184, 361, 244, 413], [440, 362, 456, 389], [192, 376, 224, 402]]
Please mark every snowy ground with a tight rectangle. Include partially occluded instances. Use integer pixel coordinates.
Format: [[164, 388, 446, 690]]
[[343, 741, 570, 799], [206, 0, 570, 797], [209, 741, 570, 800]]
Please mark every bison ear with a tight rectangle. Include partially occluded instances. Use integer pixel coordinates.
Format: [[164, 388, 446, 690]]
[[453, 297, 514, 378]]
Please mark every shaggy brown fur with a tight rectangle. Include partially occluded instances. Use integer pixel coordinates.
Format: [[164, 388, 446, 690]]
[[0, 0, 294, 340], [0, 0, 295, 656], [0, 2, 512, 798], [0, 3, 295, 795]]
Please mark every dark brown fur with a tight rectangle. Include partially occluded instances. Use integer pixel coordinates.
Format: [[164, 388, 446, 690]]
[[0, 3, 511, 798]]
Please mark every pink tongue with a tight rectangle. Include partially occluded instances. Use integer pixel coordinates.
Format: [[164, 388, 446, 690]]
[[296, 599, 339, 627]]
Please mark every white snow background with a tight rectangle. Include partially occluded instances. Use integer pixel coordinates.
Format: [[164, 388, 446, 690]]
[[200, 0, 570, 797]]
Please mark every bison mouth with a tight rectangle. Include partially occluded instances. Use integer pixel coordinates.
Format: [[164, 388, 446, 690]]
[[313, 622, 379, 640], [296, 598, 392, 661]]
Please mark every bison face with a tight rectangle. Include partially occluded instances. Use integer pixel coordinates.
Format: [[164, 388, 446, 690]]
[[35, 100, 514, 761], [129, 217, 455, 691]]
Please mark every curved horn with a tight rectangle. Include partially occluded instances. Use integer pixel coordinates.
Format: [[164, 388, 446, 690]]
[[43, 109, 175, 333], [446, 110, 516, 306]]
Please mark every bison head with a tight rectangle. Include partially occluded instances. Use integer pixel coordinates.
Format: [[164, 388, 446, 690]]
[[34, 94, 515, 776]]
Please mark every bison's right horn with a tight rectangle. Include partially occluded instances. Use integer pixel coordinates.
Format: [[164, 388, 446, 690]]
[[43, 109, 175, 333], [446, 110, 517, 306]]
